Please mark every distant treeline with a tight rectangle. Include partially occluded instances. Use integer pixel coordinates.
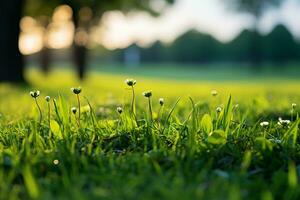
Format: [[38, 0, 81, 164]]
[[101, 24, 300, 64]]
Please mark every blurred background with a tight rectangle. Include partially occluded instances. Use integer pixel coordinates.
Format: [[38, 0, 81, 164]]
[[1, 0, 300, 83]]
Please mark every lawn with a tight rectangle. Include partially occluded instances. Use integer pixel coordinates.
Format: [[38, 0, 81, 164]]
[[0, 67, 300, 200]]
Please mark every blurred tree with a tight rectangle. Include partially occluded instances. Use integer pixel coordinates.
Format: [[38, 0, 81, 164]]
[[0, 0, 174, 82], [171, 30, 221, 63], [0, 0, 25, 82], [262, 24, 298, 63], [24, 1, 61, 74], [225, 0, 284, 68], [135, 24, 300, 64], [0, 0, 175, 83], [63, 0, 175, 79]]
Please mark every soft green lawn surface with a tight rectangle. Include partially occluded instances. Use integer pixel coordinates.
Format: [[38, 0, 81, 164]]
[[1, 68, 300, 200]]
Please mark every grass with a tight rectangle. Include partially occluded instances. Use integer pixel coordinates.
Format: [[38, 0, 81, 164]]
[[1, 68, 300, 200]]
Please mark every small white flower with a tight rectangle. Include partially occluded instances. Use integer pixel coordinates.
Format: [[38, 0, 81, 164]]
[[125, 79, 136, 86], [142, 90, 152, 98], [71, 107, 77, 114], [260, 121, 269, 127], [292, 103, 297, 109], [53, 159, 59, 165], [71, 87, 82, 94], [216, 107, 222, 113], [277, 117, 290, 126], [30, 90, 40, 98], [159, 98, 164, 106], [116, 106, 123, 114], [45, 96, 51, 102], [211, 90, 218, 97]]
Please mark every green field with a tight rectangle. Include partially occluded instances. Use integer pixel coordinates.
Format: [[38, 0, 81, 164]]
[[1, 68, 300, 199]]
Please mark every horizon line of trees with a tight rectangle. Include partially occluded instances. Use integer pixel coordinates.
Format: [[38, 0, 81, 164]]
[[105, 24, 299, 64], [27, 24, 300, 66]]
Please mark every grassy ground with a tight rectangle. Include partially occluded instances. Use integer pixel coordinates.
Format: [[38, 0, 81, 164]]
[[1, 68, 300, 199]]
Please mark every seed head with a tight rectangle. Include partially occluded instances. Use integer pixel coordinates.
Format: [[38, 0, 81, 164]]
[[292, 103, 297, 109], [216, 106, 222, 113], [30, 90, 40, 98], [211, 90, 218, 97], [45, 96, 51, 102], [125, 79, 136, 87], [159, 98, 164, 106], [71, 87, 82, 94], [71, 107, 77, 114], [142, 91, 152, 98], [117, 107, 123, 114], [260, 121, 269, 127]]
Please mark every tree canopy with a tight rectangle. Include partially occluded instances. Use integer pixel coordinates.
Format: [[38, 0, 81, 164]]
[[25, 0, 175, 18], [225, 0, 284, 18]]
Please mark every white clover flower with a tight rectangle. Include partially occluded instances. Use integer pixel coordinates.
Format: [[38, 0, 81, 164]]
[[260, 121, 269, 127], [211, 90, 218, 97]]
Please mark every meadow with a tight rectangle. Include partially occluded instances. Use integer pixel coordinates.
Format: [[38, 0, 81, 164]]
[[1, 67, 300, 200]]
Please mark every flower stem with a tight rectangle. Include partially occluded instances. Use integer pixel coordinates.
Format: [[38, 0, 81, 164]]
[[76, 94, 81, 128], [47, 102, 50, 127], [35, 98, 42, 125], [157, 106, 163, 128], [131, 86, 135, 115], [148, 97, 153, 123]]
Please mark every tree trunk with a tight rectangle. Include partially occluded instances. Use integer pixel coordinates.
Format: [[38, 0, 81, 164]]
[[73, 45, 87, 79], [40, 47, 51, 74], [0, 0, 25, 82], [39, 17, 51, 74], [71, 7, 88, 80]]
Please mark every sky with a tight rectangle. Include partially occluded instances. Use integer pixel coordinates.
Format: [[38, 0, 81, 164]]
[[98, 0, 300, 49], [19, 0, 300, 54]]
